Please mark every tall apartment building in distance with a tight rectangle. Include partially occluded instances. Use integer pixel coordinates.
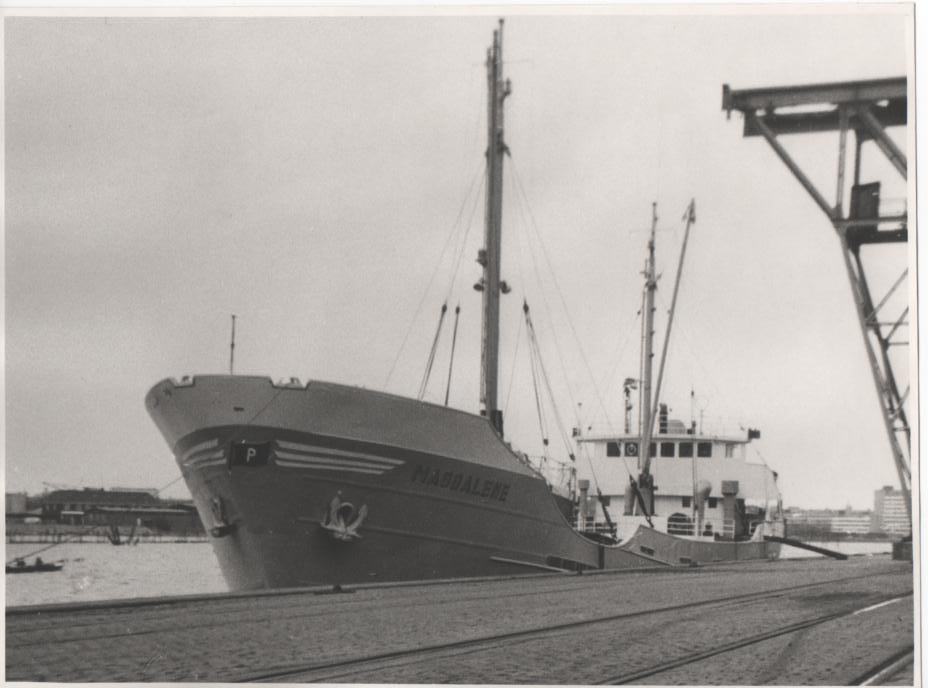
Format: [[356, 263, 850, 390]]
[[871, 486, 910, 535]]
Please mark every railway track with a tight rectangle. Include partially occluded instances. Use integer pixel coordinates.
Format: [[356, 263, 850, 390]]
[[234, 575, 911, 683], [599, 595, 912, 684], [5, 567, 894, 645]]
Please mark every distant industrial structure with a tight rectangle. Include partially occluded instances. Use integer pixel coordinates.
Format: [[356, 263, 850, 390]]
[[5, 487, 204, 539]]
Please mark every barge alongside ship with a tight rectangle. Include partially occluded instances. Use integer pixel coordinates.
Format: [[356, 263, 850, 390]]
[[147, 22, 783, 591]]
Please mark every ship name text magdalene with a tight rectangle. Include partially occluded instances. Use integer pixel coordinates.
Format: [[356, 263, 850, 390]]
[[410, 464, 510, 502]]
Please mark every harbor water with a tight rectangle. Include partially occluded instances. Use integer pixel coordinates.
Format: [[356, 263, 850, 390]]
[[5, 542, 225, 607], [4, 539, 893, 608]]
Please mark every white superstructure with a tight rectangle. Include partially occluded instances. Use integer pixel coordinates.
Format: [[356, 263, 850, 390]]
[[574, 412, 782, 542]]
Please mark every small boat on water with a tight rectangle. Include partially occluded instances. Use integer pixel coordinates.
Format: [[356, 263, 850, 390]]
[[146, 21, 783, 591], [6, 558, 64, 574]]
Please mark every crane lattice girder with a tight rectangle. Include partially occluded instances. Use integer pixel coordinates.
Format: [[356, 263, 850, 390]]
[[722, 77, 906, 133], [722, 76, 911, 528]]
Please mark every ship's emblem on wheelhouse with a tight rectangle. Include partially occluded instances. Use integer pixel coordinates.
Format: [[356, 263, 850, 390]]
[[321, 493, 368, 541]]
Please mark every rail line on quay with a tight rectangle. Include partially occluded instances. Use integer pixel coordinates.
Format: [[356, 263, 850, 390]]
[[852, 647, 916, 686], [6, 566, 896, 647], [233, 574, 910, 683], [598, 595, 912, 684]]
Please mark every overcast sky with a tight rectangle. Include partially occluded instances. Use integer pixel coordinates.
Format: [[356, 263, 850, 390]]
[[4, 7, 912, 510]]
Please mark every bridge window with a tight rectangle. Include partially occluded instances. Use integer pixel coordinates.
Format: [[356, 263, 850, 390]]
[[708, 497, 718, 509], [679, 442, 694, 458], [660, 442, 675, 457], [606, 441, 621, 457], [725, 443, 735, 458], [682, 496, 692, 508], [697, 442, 713, 457]]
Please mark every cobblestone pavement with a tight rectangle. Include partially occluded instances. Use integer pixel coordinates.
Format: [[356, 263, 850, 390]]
[[883, 659, 915, 685], [6, 556, 912, 683]]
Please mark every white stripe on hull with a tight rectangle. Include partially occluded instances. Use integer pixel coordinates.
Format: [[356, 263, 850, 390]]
[[181, 438, 219, 462], [178, 438, 406, 476], [276, 440, 404, 465], [183, 448, 224, 468], [274, 460, 386, 475], [274, 450, 402, 473]]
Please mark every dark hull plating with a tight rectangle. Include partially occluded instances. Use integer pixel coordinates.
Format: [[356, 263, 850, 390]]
[[147, 376, 778, 591]]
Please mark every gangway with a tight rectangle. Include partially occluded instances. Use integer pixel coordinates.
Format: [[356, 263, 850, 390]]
[[721, 77, 910, 530]]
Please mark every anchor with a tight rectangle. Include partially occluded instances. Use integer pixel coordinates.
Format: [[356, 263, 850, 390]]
[[209, 496, 238, 538], [321, 493, 368, 541]]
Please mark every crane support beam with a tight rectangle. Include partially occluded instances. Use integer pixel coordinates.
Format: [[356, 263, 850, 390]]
[[722, 76, 911, 530], [723, 78, 906, 138], [747, 113, 836, 220], [854, 105, 907, 179], [868, 270, 908, 324], [722, 77, 905, 111]]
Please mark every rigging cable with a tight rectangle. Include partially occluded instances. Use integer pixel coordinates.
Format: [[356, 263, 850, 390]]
[[444, 173, 487, 304], [443, 304, 461, 406], [510, 159, 635, 535], [418, 303, 448, 400], [523, 301, 551, 456], [510, 161, 584, 429], [510, 160, 635, 496], [502, 315, 525, 418], [384, 162, 485, 390], [524, 300, 575, 461]]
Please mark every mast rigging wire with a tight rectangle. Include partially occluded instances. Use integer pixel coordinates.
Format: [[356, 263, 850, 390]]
[[443, 304, 461, 406], [524, 301, 575, 461], [384, 163, 485, 390], [418, 303, 448, 400], [523, 302, 550, 455], [502, 315, 524, 417], [508, 160, 635, 494]]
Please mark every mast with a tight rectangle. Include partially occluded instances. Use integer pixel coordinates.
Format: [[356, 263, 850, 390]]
[[647, 199, 696, 452], [637, 201, 696, 517], [638, 204, 658, 473], [479, 20, 511, 435]]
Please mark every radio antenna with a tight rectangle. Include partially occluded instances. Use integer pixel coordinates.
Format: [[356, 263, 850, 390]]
[[229, 314, 237, 375]]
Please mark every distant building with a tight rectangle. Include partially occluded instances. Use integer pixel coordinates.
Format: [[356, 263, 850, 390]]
[[872, 485, 910, 535], [38, 488, 162, 524], [785, 507, 875, 536], [34, 488, 203, 534], [829, 513, 872, 535], [5, 492, 28, 514]]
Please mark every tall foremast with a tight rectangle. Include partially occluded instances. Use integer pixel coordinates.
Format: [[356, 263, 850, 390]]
[[479, 20, 511, 435]]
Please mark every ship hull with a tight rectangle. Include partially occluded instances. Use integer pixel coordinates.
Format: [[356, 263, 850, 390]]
[[147, 376, 778, 590]]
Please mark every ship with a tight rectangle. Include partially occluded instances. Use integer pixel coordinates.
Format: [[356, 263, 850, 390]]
[[146, 21, 783, 592]]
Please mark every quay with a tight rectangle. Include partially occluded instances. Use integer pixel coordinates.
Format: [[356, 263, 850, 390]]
[[6, 555, 913, 684]]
